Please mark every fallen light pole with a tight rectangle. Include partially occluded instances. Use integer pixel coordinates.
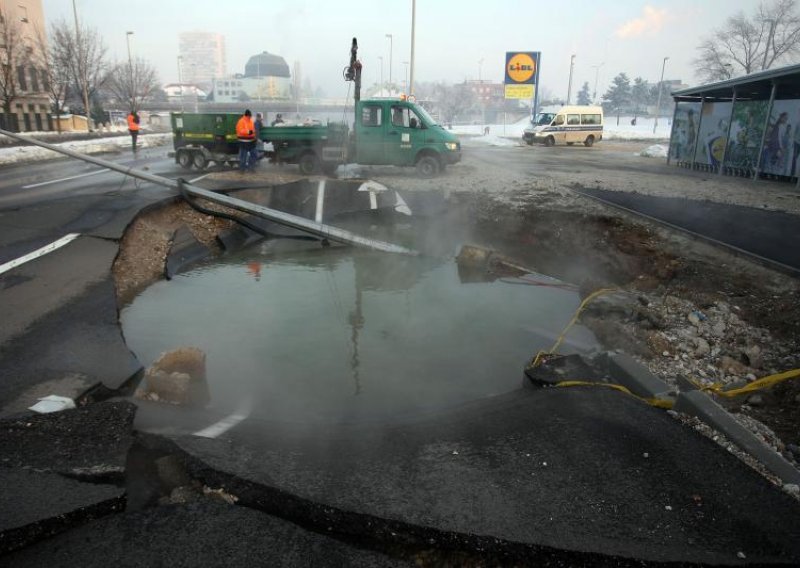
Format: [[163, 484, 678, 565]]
[[0, 128, 416, 256]]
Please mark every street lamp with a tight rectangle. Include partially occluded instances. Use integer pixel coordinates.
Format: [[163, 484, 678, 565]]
[[126, 31, 134, 110], [566, 54, 576, 104], [478, 58, 484, 81], [378, 56, 384, 95], [653, 56, 669, 134], [385, 33, 393, 94], [402, 60, 409, 93], [591, 62, 604, 103]]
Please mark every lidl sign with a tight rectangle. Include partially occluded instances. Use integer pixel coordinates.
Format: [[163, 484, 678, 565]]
[[505, 52, 540, 85]]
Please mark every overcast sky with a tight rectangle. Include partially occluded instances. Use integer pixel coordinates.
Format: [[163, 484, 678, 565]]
[[43, 0, 761, 98]]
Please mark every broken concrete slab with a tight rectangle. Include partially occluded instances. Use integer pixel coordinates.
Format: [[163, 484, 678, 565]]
[[0, 468, 124, 555], [164, 225, 211, 279], [674, 390, 800, 486], [159, 388, 800, 565], [3, 500, 410, 567], [0, 401, 136, 481]]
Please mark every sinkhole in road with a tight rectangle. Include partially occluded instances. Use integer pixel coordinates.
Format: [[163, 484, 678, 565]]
[[120, 240, 598, 425]]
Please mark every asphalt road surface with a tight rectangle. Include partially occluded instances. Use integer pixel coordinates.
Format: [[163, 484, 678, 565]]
[[2, 142, 800, 565]]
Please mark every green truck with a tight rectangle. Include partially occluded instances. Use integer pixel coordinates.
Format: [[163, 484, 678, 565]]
[[169, 98, 461, 177]]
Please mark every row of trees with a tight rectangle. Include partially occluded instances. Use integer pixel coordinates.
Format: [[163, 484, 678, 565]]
[[0, 7, 159, 131]]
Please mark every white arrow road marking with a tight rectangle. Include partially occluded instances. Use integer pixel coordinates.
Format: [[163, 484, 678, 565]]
[[193, 399, 253, 439]]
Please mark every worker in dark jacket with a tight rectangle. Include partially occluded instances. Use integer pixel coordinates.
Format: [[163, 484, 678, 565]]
[[127, 111, 140, 153], [236, 109, 256, 171]]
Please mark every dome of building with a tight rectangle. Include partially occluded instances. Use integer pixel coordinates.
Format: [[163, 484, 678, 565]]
[[244, 52, 291, 78]]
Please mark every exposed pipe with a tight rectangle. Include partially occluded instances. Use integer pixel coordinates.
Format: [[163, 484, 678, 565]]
[[0, 128, 417, 256]]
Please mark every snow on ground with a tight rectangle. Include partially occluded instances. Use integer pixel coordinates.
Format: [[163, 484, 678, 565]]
[[638, 144, 669, 158], [0, 133, 172, 166]]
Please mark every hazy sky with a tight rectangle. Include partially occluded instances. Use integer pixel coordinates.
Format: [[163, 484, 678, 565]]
[[43, 0, 761, 98]]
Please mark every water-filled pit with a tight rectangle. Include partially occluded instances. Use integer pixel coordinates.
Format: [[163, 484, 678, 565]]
[[121, 236, 598, 425]]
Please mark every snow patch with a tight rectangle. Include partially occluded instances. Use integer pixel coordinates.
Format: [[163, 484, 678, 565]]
[[0, 133, 172, 166], [639, 144, 668, 158]]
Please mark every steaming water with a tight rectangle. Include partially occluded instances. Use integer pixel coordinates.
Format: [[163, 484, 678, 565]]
[[121, 243, 597, 424]]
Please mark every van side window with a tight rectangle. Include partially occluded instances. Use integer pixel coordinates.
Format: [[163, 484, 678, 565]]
[[581, 114, 601, 125], [390, 106, 422, 129], [567, 114, 580, 125], [361, 106, 383, 127], [553, 115, 565, 126]]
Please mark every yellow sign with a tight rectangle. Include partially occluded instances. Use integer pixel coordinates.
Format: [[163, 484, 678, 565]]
[[505, 84, 534, 99], [507, 53, 536, 83]]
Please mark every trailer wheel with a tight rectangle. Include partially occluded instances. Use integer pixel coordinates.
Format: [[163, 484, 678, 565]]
[[298, 152, 320, 175], [416, 155, 440, 178], [192, 153, 208, 170], [584, 135, 595, 147], [176, 149, 192, 169]]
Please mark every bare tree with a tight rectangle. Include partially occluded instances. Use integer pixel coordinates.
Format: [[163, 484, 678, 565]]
[[106, 57, 159, 112], [49, 19, 109, 122], [32, 24, 70, 132], [694, 0, 800, 82], [0, 6, 30, 128]]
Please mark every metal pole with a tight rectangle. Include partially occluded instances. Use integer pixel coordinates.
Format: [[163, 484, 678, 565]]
[[403, 61, 409, 93], [753, 81, 778, 180], [72, 0, 93, 131], [386, 34, 393, 92], [378, 56, 383, 94], [762, 19, 776, 71], [690, 97, 705, 171], [653, 56, 669, 134], [592, 62, 603, 103], [0, 127, 417, 256], [409, 0, 416, 95], [566, 54, 575, 104], [719, 88, 737, 176], [666, 99, 679, 166], [126, 31, 134, 111], [177, 56, 184, 112], [478, 58, 483, 81]]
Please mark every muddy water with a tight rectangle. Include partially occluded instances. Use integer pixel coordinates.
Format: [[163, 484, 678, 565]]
[[121, 242, 597, 424]]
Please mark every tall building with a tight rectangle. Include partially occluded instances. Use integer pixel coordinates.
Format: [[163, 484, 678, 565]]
[[178, 32, 226, 88], [0, 0, 51, 131]]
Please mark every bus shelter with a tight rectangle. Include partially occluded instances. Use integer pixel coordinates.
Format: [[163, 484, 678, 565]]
[[669, 63, 800, 184]]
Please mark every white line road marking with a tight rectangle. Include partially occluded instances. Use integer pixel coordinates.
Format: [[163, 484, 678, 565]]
[[188, 173, 210, 184], [315, 179, 326, 223], [193, 399, 253, 439], [0, 233, 81, 276], [21, 168, 110, 189], [369, 191, 378, 210]]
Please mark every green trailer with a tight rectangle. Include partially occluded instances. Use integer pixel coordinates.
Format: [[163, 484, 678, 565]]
[[169, 112, 251, 170]]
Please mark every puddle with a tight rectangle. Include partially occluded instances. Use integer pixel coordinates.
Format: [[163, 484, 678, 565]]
[[121, 242, 598, 425]]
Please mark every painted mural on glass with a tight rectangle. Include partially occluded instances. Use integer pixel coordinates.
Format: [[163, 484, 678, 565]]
[[760, 99, 800, 177], [694, 102, 732, 167], [723, 100, 768, 172], [668, 102, 701, 162]]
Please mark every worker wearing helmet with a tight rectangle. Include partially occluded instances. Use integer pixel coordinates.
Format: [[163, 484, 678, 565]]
[[236, 109, 256, 171]]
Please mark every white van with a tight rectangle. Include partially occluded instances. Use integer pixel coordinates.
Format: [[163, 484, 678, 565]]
[[523, 105, 603, 147]]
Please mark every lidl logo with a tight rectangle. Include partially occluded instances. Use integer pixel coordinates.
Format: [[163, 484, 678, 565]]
[[508, 54, 535, 82], [505, 52, 539, 85]]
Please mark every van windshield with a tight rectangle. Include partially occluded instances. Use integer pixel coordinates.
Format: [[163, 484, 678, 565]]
[[414, 105, 438, 126], [532, 113, 556, 126]]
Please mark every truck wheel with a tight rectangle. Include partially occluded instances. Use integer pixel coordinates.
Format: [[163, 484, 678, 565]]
[[176, 150, 192, 169], [584, 135, 595, 147], [298, 153, 319, 175], [416, 155, 440, 178], [192, 153, 208, 170], [544, 136, 555, 147]]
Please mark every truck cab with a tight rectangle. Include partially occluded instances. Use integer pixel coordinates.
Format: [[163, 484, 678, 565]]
[[354, 99, 461, 176]]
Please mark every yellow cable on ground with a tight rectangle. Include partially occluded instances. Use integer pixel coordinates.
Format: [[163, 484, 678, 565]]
[[553, 380, 675, 409], [529, 287, 618, 368], [697, 368, 800, 398]]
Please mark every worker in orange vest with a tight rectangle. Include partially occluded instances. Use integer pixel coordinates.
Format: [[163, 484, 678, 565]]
[[236, 109, 256, 171], [127, 110, 140, 153]]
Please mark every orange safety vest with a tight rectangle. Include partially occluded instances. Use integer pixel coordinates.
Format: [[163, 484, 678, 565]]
[[236, 116, 255, 141], [127, 113, 140, 131]]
